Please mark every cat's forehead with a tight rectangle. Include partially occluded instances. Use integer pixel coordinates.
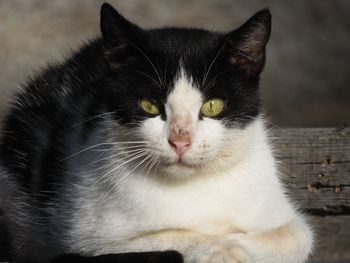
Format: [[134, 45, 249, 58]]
[[166, 68, 202, 114], [140, 28, 225, 95], [146, 28, 222, 57]]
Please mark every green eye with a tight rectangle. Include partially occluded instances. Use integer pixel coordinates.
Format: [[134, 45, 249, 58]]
[[200, 98, 224, 117], [140, 99, 160, 115]]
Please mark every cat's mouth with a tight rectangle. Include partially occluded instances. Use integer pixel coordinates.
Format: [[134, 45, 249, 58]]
[[158, 159, 206, 177], [163, 159, 202, 169]]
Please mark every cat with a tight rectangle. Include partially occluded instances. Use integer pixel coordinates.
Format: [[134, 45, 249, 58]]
[[0, 2, 314, 263]]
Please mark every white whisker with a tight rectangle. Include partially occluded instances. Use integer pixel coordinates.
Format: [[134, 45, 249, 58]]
[[97, 151, 149, 184], [123, 69, 162, 90], [70, 111, 117, 128], [56, 141, 148, 163], [90, 149, 147, 178], [202, 38, 228, 89], [126, 40, 163, 89], [107, 154, 153, 194], [145, 156, 159, 178]]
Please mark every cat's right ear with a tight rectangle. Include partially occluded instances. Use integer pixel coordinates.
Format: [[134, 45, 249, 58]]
[[226, 9, 271, 77], [100, 3, 141, 70]]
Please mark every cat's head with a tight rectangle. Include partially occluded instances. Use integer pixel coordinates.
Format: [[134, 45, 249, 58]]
[[100, 3, 271, 178]]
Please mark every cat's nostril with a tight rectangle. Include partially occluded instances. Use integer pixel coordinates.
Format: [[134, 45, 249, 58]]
[[168, 139, 177, 149], [168, 139, 191, 149], [168, 139, 191, 157]]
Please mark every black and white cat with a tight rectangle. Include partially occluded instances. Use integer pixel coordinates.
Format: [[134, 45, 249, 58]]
[[0, 3, 313, 263]]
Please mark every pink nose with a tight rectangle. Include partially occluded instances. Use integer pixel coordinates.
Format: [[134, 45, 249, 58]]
[[168, 139, 191, 158]]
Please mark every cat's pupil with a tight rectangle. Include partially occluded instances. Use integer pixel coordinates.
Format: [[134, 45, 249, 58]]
[[209, 101, 214, 112], [146, 103, 152, 111]]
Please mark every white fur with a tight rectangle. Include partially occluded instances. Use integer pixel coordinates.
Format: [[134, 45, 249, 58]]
[[66, 68, 314, 262]]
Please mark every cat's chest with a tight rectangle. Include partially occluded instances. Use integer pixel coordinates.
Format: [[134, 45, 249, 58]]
[[70, 164, 293, 249], [100, 170, 258, 237]]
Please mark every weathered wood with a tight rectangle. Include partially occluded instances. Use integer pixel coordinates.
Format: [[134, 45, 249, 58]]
[[272, 127, 350, 215], [272, 127, 350, 262]]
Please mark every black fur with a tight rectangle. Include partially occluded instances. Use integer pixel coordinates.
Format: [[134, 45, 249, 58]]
[[52, 251, 183, 263], [0, 3, 270, 262]]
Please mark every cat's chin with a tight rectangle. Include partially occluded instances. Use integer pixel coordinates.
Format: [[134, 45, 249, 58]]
[[158, 161, 205, 178]]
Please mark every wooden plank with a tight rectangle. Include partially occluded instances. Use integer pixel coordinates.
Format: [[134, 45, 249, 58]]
[[271, 127, 350, 262], [272, 127, 350, 215]]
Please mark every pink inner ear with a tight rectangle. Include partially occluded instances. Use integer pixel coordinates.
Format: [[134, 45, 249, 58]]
[[230, 51, 265, 77]]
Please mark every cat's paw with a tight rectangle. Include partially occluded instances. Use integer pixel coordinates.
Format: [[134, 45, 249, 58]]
[[185, 238, 250, 263], [200, 245, 249, 263]]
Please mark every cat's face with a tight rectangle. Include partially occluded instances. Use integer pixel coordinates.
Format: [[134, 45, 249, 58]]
[[100, 3, 271, 177]]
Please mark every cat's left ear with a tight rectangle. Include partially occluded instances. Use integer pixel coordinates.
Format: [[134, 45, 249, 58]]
[[227, 9, 271, 77], [100, 3, 142, 70]]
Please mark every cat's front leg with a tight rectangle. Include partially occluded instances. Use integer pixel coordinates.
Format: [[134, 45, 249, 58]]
[[113, 230, 250, 263], [229, 217, 314, 263]]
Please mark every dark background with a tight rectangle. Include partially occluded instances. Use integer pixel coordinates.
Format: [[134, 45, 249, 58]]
[[0, 0, 349, 127]]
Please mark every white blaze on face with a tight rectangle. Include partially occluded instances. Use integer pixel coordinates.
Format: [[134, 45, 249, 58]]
[[166, 70, 202, 119], [165, 70, 202, 158]]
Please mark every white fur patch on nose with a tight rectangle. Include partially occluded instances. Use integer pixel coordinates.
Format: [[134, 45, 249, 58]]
[[166, 69, 202, 117], [169, 115, 193, 142]]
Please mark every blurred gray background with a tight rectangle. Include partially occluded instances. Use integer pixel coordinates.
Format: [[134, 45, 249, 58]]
[[0, 0, 349, 127]]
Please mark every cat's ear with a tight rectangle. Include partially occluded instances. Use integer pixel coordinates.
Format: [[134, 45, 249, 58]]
[[100, 3, 141, 70], [227, 9, 271, 77]]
